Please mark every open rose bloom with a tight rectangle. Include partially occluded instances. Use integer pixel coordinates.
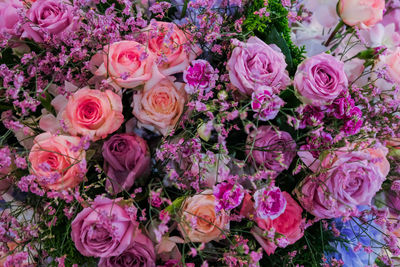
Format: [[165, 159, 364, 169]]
[[28, 132, 86, 190], [63, 87, 124, 141]]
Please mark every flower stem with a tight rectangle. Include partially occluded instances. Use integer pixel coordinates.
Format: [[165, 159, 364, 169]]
[[324, 20, 345, 47]]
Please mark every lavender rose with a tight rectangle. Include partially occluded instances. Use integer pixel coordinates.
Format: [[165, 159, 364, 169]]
[[294, 53, 348, 106], [246, 126, 296, 174], [227, 36, 290, 96], [295, 143, 390, 218], [71, 196, 138, 257], [102, 133, 151, 195], [98, 231, 156, 267], [0, 0, 23, 38], [22, 0, 78, 42]]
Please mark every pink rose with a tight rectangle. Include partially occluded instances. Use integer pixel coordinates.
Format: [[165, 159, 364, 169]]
[[338, 0, 385, 28], [246, 126, 296, 174], [22, 0, 78, 42], [102, 133, 151, 195], [28, 132, 86, 191], [71, 196, 138, 257], [252, 192, 304, 255], [144, 21, 201, 76], [0, 0, 23, 38], [132, 78, 186, 136], [95, 41, 163, 89], [382, 9, 400, 33], [227, 36, 290, 96], [98, 231, 156, 267], [178, 190, 230, 243], [295, 142, 389, 218], [294, 53, 348, 106], [63, 87, 124, 141]]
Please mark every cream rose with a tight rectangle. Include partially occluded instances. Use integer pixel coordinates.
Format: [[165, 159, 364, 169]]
[[132, 78, 186, 136], [338, 0, 385, 28], [178, 190, 229, 243]]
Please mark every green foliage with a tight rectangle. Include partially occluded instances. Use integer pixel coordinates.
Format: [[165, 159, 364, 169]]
[[242, 0, 305, 75]]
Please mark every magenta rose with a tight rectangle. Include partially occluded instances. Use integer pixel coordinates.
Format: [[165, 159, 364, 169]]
[[227, 36, 290, 96], [294, 53, 348, 106], [0, 0, 23, 38], [295, 144, 389, 218], [98, 231, 156, 267], [22, 0, 78, 42], [246, 126, 296, 174], [102, 133, 151, 194], [71, 196, 138, 257]]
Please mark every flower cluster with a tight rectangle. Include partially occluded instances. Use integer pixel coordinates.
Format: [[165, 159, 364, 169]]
[[0, 0, 400, 266]]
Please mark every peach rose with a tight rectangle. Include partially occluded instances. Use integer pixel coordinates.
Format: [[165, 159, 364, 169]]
[[338, 0, 385, 28], [63, 87, 124, 141], [144, 21, 201, 76], [95, 40, 163, 89], [28, 132, 86, 190], [178, 190, 230, 243], [132, 78, 186, 136]]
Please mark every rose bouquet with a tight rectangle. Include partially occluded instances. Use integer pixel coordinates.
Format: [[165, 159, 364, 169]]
[[1, 0, 400, 266]]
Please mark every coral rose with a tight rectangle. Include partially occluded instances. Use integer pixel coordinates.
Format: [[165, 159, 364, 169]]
[[63, 87, 124, 141], [28, 132, 86, 191], [253, 192, 304, 255], [71, 196, 138, 257], [144, 20, 201, 76], [132, 78, 186, 136], [338, 0, 385, 28], [178, 190, 230, 243]]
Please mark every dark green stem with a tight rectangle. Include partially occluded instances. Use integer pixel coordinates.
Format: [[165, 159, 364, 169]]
[[324, 20, 344, 47]]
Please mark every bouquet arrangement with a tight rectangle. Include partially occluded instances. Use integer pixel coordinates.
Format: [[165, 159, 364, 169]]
[[1, 0, 400, 266]]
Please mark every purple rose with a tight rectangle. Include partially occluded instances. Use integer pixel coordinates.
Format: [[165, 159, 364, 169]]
[[22, 0, 78, 42], [386, 184, 400, 215], [254, 186, 287, 220], [294, 53, 348, 106], [227, 36, 290, 96], [0, 0, 23, 38], [71, 196, 139, 257], [102, 133, 151, 195], [246, 126, 296, 174], [99, 231, 156, 267], [295, 143, 389, 218], [183, 59, 218, 94]]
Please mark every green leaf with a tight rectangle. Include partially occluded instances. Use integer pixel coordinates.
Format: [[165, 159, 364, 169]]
[[39, 91, 55, 114], [165, 196, 186, 215], [264, 26, 293, 71]]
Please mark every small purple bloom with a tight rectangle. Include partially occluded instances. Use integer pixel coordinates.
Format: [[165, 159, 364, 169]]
[[213, 181, 245, 212], [251, 86, 285, 121], [254, 186, 287, 220], [183, 59, 219, 94]]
